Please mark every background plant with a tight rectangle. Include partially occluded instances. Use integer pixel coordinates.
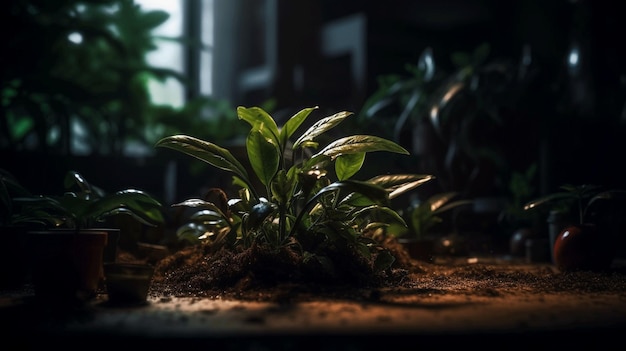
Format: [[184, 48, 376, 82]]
[[13, 170, 165, 230], [389, 191, 473, 240], [523, 184, 626, 225]]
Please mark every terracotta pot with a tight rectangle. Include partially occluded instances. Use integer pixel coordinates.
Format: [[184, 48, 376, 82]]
[[104, 263, 154, 305], [93, 228, 121, 264], [27, 229, 108, 303], [398, 238, 435, 263], [553, 223, 615, 272]]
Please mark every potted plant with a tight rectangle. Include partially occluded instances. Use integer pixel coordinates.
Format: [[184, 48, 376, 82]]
[[154, 105, 434, 291], [13, 170, 165, 302], [523, 184, 626, 271], [387, 191, 473, 262]]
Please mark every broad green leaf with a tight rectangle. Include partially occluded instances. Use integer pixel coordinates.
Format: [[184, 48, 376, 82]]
[[368, 174, 434, 199], [155, 135, 250, 184], [237, 106, 279, 139], [86, 190, 164, 225], [313, 180, 389, 207], [337, 192, 377, 208], [97, 207, 162, 227], [368, 206, 407, 227], [189, 209, 227, 223], [172, 199, 230, 220], [279, 106, 318, 147], [335, 152, 365, 180], [292, 111, 353, 150], [312, 135, 409, 161], [247, 128, 280, 187]]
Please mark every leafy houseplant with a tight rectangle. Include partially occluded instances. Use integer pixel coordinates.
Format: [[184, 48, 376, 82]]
[[154, 106, 434, 289], [387, 192, 473, 262], [524, 184, 626, 271], [13, 170, 165, 230], [12, 170, 165, 302]]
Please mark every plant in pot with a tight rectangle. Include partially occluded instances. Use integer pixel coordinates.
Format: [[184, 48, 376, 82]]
[[13, 170, 165, 303], [523, 184, 626, 271], [153, 105, 434, 294], [387, 191, 473, 262]]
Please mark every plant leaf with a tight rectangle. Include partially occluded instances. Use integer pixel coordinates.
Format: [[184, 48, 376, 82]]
[[292, 111, 353, 150], [87, 189, 164, 226], [279, 106, 318, 147], [335, 152, 365, 180], [247, 128, 280, 187], [155, 135, 250, 184], [312, 135, 409, 161], [314, 180, 389, 207], [237, 106, 279, 134], [368, 174, 435, 199]]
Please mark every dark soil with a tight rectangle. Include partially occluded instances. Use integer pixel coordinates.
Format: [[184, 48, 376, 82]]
[[147, 236, 626, 303]]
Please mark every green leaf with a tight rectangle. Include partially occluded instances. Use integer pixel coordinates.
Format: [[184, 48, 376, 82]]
[[335, 152, 365, 180], [155, 135, 250, 185], [279, 106, 318, 147], [315, 180, 389, 207], [312, 135, 409, 161], [172, 199, 230, 221], [247, 128, 280, 187], [368, 174, 435, 199], [86, 189, 164, 226], [237, 106, 279, 142], [292, 111, 353, 150]]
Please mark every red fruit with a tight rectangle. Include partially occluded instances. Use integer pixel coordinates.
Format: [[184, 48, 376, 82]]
[[553, 223, 615, 271]]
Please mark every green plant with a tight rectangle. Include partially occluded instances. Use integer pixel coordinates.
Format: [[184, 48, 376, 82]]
[[360, 43, 539, 201], [358, 47, 440, 143], [388, 192, 473, 240], [12, 170, 165, 230], [0, 0, 199, 155], [155, 105, 433, 278], [523, 184, 626, 225]]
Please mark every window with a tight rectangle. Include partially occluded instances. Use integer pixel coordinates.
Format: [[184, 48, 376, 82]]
[[135, 0, 185, 107]]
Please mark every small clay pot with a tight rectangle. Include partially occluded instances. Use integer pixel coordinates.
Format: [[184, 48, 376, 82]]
[[104, 263, 154, 305], [553, 223, 615, 272]]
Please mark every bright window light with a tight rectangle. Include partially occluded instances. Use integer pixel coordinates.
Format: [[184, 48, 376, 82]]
[[135, 0, 185, 107], [200, 0, 214, 95]]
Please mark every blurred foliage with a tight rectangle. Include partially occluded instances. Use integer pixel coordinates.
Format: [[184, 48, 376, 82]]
[[359, 43, 540, 200], [0, 0, 250, 156]]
